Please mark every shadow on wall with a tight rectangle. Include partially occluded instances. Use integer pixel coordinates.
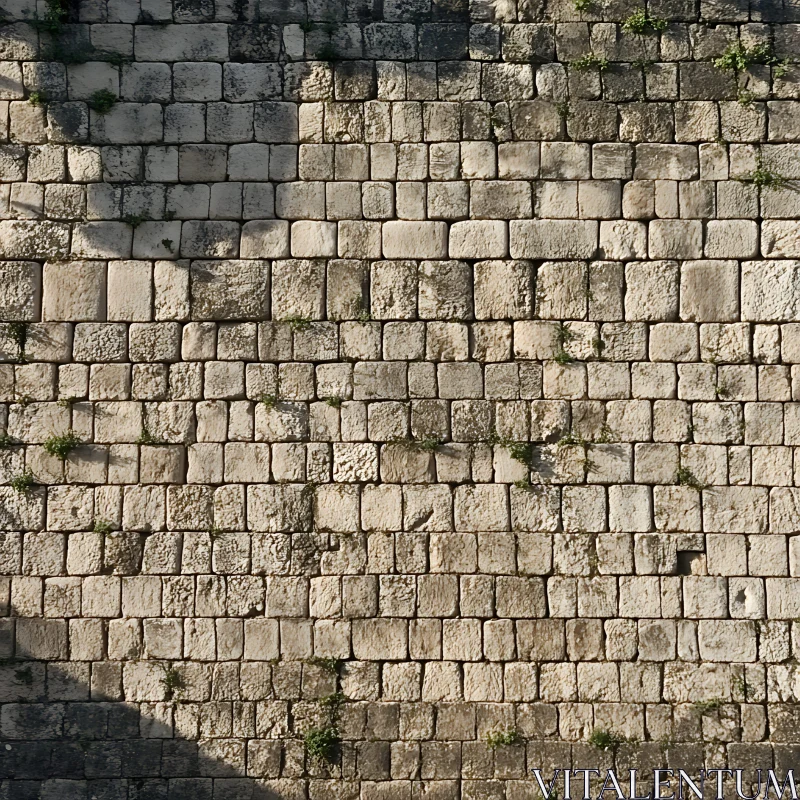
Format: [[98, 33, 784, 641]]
[[1, 620, 295, 799]]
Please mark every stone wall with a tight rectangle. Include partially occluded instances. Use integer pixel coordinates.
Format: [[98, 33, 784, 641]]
[[1, 0, 800, 795]]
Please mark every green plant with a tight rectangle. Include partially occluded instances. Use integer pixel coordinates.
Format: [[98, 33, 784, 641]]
[[305, 656, 341, 675], [88, 89, 117, 114], [136, 428, 164, 445], [514, 478, 532, 490], [554, 350, 573, 365], [573, 0, 591, 10], [318, 691, 345, 708], [35, 0, 68, 33], [411, 436, 442, 452], [315, 43, 337, 62], [28, 90, 48, 106], [486, 729, 522, 749], [731, 673, 749, 701], [356, 302, 372, 323], [774, 59, 790, 79], [713, 41, 777, 73], [737, 88, 754, 106], [570, 53, 609, 72], [738, 156, 787, 188], [595, 424, 614, 444], [325, 396, 343, 408], [675, 466, 706, 491], [93, 518, 114, 534], [622, 8, 667, 35], [588, 728, 625, 751], [10, 470, 35, 494], [14, 666, 33, 685], [555, 322, 575, 364], [554, 100, 572, 119], [300, 19, 314, 31], [304, 725, 339, 762], [507, 440, 533, 467], [122, 213, 146, 228], [284, 315, 312, 331], [6, 321, 27, 363], [43, 430, 81, 460], [260, 393, 279, 409], [162, 665, 185, 700], [557, 431, 586, 448], [0, 434, 16, 449], [693, 697, 724, 713]]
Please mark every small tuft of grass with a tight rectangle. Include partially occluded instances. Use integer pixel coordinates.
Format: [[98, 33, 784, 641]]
[[325, 395, 343, 408], [284, 315, 312, 331], [557, 431, 586, 449], [588, 728, 625, 751], [315, 43, 338, 61], [43, 430, 82, 461], [570, 53, 609, 72], [35, 0, 68, 33], [0, 433, 17, 449], [554, 350, 573, 365], [621, 8, 667, 35], [738, 158, 787, 189], [713, 41, 777, 73], [573, 0, 591, 10], [693, 697, 724, 714], [88, 89, 117, 114], [136, 428, 165, 446], [675, 466, 706, 491], [412, 436, 442, 452], [304, 725, 339, 763], [6, 321, 27, 363], [14, 666, 33, 685], [300, 19, 314, 31], [28, 90, 48, 106], [554, 100, 572, 119], [486, 729, 522, 749], [260, 393, 279, 409], [93, 518, 114, 534], [507, 441, 533, 467], [122, 213, 146, 228], [305, 656, 341, 675], [514, 477, 532, 491], [10, 470, 35, 494], [162, 665, 185, 700]]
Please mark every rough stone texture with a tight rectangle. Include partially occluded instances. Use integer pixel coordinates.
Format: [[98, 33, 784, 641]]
[[1, 0, 800, 793]]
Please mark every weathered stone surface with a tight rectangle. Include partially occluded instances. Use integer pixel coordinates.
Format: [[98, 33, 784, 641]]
[[190, 260, 269, 320]]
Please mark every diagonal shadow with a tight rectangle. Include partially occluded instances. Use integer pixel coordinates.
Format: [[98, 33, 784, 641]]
[[1, 610, 340, 798]]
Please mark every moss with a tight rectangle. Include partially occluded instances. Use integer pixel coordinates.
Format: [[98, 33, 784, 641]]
[[88, 89, 117, 114]]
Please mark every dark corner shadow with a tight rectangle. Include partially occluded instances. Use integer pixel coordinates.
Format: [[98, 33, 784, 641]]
[[0, 614, 309, 800]]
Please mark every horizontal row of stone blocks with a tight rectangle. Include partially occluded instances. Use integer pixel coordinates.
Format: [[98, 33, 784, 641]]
[[0, 612, 785, 668], [6, 258, 800, 324], [6, 98, 800, 144], [7, 478, 800, 532]]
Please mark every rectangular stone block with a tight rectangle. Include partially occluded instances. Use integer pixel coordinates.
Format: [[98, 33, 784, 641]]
[[382, 221, 448, 259], [509, 220, 598, 259]]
